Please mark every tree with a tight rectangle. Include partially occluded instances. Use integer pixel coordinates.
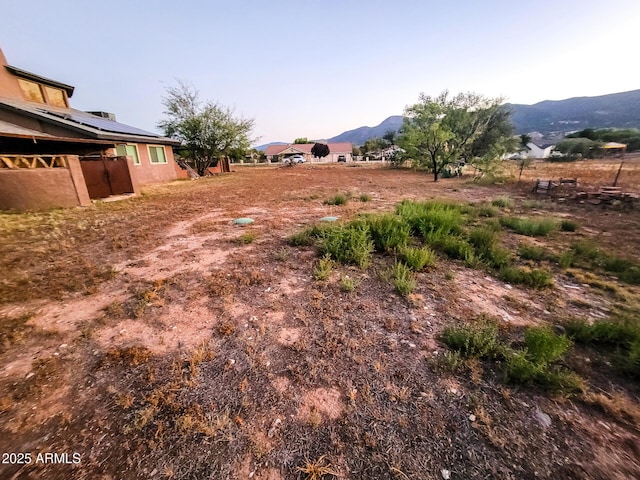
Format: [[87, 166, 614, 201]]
[[159, 81, 254, 176], [311, 142, 330, 160], [294, 137, 309, 144], [397, 91, 514, 181]]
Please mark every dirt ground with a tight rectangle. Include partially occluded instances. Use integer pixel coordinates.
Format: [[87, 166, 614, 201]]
[[1, 160, 639, 479]]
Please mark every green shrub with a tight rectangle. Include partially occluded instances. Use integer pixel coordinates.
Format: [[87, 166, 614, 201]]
[[398, 246, 437, 271], [504, 352, 582, 392], [359, 193, 372, 202], [524, 326, 571, 365], [392, 262, 416, 296], [365, 214, 411, 252], [500, 216, 558, 237], [323, 194, 348, 206], [499, 266, 554, 289], [441, 319, 504, 359], [518, 244, 548, 261], [340, 275, 356, 292], [317, 223, 374, 268], [313, 254, 333, 280], [560, 219, 579, 232], [491, 197, 513, 208], [476, 205, 498, 217], [558, 250, 575, 269], [468, 227, 511, 269], [396, 200, 466, 236]]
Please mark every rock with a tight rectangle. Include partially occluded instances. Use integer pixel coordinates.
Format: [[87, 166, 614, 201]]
[[441, 469, 451, 479], [469, 414, 476, 422], [535, 410, 552, 428]]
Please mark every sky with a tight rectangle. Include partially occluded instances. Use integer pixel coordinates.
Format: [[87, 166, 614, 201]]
[[2, 0, 639, 146]]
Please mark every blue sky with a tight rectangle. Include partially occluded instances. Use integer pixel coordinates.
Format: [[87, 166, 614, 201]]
[[2, 1, 639, 145]]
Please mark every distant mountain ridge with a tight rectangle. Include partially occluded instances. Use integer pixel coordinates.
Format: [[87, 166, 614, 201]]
[[257, 89, 640, 149], [328, 115, 405, 145], [506, 89, 640, 136]]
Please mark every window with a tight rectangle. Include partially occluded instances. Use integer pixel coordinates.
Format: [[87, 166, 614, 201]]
[[116, 144, 140, 165], [18, 79, 45, 103], [148, 145, 167, 164], [44, 86, 67, 107]]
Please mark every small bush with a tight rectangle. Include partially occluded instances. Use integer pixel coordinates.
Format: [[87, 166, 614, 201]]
[[504, 352, 583, 392], [392, 262, 416, 296], [359, 193, 372, 202], [288, 229, 313, 247], [500, 216, 558, 237], [491, 197, 513, 208], [318, 223, 374, 268], [396, 200, 466, 236], [477, 205, 498, 217], [499, 266, 554, 289], [313, 254, 333, 280], [236, 232, 255, 244], [398, 246, 437, 271], [340, 275, 356, 292], [441, 319, 504, 359], [558, 250, 575, 269], [323, 194, 348, 206], [365, 214, 411, 252], [560, 219, 579, 232], [468, 227, 511, 269], [524, 326, 571, 365], [519, 244, 548, 261]]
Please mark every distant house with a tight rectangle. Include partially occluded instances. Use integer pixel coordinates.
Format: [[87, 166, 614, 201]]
[[0, 47, 181, 211], [264, 142, 353, 163]]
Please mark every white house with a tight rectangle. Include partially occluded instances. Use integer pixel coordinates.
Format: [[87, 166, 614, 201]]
[[264, 142, 353, 163]]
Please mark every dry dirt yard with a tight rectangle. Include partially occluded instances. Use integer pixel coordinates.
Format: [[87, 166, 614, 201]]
[[1, 161, 640, 479]]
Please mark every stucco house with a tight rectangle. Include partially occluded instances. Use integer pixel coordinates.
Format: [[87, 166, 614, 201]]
[[264, 142, 353, 163], [0, 48, 182, 211]]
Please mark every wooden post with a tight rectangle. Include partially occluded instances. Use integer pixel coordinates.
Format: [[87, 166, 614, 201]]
[[613, 161, 624, 187]]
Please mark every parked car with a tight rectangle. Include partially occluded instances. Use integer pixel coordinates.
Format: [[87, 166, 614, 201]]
[[337, 155, 346, 162], [287, 155, 306, 164]]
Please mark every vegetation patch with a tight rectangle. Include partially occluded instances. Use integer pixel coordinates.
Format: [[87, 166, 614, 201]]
[[391, 261, 416, 296], [500, 216, 558, 237], [323, 194, 348, 206], [397, 246, 437, 271], [499, 266, 554, 289]]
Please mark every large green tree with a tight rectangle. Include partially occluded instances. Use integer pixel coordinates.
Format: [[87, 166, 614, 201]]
[[397, 91, 515, 181], [159, 82, 254, 176]]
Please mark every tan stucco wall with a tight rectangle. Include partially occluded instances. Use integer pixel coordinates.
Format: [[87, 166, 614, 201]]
[[0, 155, 91, 211], [0, 49, 25, 100], [109, 144, 178, 186]]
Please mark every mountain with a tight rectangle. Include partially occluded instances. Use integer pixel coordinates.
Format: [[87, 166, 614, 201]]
[[507, 89, 640, 136], [328, 115, 405, 145]]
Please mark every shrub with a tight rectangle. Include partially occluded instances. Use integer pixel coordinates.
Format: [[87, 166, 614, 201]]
[[560, 219, 579, 232], [503, 352, 583, 392], [518, 244, 548, 261], [491, 197, 513, 208], [477, 205, 498, 217], [313, 254, 333, 280], [323, 194, 348, 206], [499, 266, 554, 289], [468, 227, 511, 269], [396, 200, 466, 236], [340, 275, 356, 292], [288, 229, 313, 247], [359, 193, 372, 202], [365, 214, 411, 252], [500, 217, 558, 237], [441, 319, 504, 359], [524, 326, 571, 365], [392, 262, 416, 296], [317, 223, 374, 268], [398, 246, 437, 271]]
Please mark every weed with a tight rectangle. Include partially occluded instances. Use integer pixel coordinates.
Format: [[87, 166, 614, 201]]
[[468, 227, 511, 269], [398, 246, 437, 271], [340, 275, 356, 292], [359, 193, 372, 202], [491, 197, 513, 208], [500, 216, 558, 237], [314, 254, 334, 280], [524, 326, 571, 365], [297, 455, 339, 480], [323, 194, 348, 206], [560, 219, 579, 232], [518, 244, 548, 261], [273, 247, 289, 261], [477, 205, 498, 217], [499, 266, 554, 289], [392, 262, 416, 296], [317, 223, 374, 268], [441, 318, 504, 359], [288, 230, 314, 247], [503, 351, 582, 393], [396, 200, 466, 236], [235, 232, 256, 244], [364, 214, 411, 252]]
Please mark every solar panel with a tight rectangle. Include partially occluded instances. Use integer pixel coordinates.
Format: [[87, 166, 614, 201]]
[[41, 109, 159, 137]]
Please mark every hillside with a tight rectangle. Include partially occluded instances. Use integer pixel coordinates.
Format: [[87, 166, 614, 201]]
[[328, 115, 404, 145], [507, 89, 640, 135]]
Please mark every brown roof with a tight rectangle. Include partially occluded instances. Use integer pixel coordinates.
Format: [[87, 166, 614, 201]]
[[265, 142, 352, 155]]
